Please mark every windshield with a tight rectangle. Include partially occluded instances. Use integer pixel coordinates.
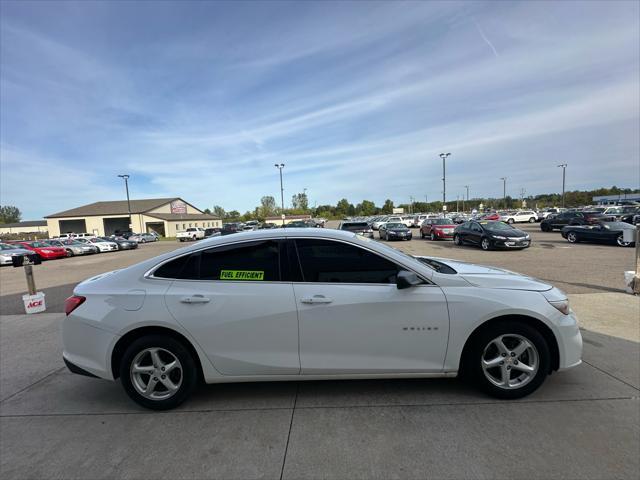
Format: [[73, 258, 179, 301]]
[[433, 219, 452, 225], [480, 221, 513, 231], [0, 243, 20, 250], [386, 223, 407, 229], [28, 241, 50, 248], [603, 222, 631, 229]]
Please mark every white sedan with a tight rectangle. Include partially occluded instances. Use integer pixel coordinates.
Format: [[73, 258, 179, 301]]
[[75, 237, 118, 252], [62, 229, 582, 410]]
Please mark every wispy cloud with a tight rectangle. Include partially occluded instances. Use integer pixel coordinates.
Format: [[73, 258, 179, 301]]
[[0, 0, 638, 218]]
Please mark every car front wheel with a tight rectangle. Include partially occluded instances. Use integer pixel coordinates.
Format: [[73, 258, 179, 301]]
[[465, 322, 550, 399], [453, 234, 462, 246], [430, 232, 437, 241], [616, 234, 631, 247], [507, 218, 514, 224], [119, 335, 198, 410], [529, 217, 535, 223], [567, 232, 578, 243], [481, 238, 491, 250]]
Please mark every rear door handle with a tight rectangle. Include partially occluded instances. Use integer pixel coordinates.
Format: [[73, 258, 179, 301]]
[[300, 295, 333, 304], [180, 295, 210, 304]]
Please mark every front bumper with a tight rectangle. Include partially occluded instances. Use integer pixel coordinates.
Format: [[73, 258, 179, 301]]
[[555, 310, 583, 370], [491, 238, 531, 248], [387, 233, 412, 240], [434, 230, 455, 239]]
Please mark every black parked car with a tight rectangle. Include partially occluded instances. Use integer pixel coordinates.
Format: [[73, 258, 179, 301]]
[[540, 211, 614, 231], [561, 222, 636, 247], [204, 228, 222, 238], [453, 221, 530, 250], [379, 222, 412, 241], [621, 207, 640, 225], [104, 236, 138, 250], [338, 221, 374, 238]]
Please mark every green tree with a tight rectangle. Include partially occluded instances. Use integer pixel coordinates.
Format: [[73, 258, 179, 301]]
[[381, 199, 394, 214], [212, 205, 226, 218], [227, 210, 240, 219], [0, 205, 21, 224], [260, 196, 276, 217], [335, 198, 352, 216], [357, 200, 376, 216], [291, 192, 309, 211]]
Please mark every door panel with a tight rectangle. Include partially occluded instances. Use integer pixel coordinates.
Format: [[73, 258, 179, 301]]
[[165, 281, 300, 375], [294, 283, 449, 373]]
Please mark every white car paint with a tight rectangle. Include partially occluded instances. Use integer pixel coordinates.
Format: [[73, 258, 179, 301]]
[[75, 237, 118, 252], [62, 229, 582, 406], [500, 211, 538, 223]]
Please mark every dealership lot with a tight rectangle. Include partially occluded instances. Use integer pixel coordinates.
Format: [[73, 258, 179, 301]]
[[1, 223, 639, 479]]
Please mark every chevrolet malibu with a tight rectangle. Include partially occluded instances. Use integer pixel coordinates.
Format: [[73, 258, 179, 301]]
[[63, 229, 582, 410]]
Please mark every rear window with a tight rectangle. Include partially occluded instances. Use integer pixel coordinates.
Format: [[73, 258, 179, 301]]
[[341, 222, 369, 231]]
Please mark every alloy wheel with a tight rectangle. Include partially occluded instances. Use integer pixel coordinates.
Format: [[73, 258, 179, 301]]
[[454, 235, 461, 245], [617, 234, 631, 247], [481, 238, 490, 250], [567, 232, 577, 243], [130, 348, 183, 401], [481, 334, 539, 390]]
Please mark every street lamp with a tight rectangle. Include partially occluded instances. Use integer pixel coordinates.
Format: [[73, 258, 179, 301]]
[[464, 185, 469, 212], [117, 174, 132, 232], [500, 177, 507, 209], [439, 153, 451, 209], [557, 164, 567, 208], [274, 164, 285, 225]]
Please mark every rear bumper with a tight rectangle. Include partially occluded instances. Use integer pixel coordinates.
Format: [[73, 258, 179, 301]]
[[64, 357, 99, 378]]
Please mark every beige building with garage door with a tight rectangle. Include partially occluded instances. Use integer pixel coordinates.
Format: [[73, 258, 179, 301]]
[[46, 198, 221, 238]]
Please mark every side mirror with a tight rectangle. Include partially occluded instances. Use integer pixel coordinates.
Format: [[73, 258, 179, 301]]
[[396, 270, 422, 289]]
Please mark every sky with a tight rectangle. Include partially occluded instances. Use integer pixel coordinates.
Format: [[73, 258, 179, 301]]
[[1, 0, 639, 219]]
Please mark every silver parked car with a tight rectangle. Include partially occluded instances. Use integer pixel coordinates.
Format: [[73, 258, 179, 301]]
[[129, 233, 158, 243], [47, 239, 97, 256], [0, 243, 35, 265]]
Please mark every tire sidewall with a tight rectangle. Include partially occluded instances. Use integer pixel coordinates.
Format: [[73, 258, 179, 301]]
[[119, 334, 198, 410], [466, 321, 551, 399]]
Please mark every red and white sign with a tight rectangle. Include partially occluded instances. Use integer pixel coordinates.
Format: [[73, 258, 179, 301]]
[[22, 292, 46, 314], [170, 200, 187, 214]]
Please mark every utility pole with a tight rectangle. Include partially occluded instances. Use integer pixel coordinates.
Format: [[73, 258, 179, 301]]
[[274, 164, 285, 226], [117, 174, 132, 232], [439, 153, 451, 210], [557, 164, 567, 208], [464, 185, 470, 212], [500, 177, 507, 209]]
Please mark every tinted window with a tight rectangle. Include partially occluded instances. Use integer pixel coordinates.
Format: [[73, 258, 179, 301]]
[[340, 222, 369, 231], [295, 239, 398, 284], [200, 240, 280, 281], [154, 253, 200, 279]]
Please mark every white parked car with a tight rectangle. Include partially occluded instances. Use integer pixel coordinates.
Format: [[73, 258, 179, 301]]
[[75, 237, 118, 252], [62, 229, 582, 410], [177, 227, 206, 242], [0, 243, 34, 265], [500, 211, 538, 224], [412, 214, 429, 227]]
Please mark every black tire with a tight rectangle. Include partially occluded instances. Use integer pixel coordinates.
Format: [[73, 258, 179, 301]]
[[141, 239, 146, 243], [430, 232, 437, 241], [119, 335, 198, 410], [453, 234, 462, 246], [481, 237, 491, 250], [507, 218, 514, 224], [420, 231, 425, 239], [464, 321, 551, 399], [566, 232, 578, 243], [528, 217, 535, 223], [540, 223, 550, 232], [65, 249, 74, 257]]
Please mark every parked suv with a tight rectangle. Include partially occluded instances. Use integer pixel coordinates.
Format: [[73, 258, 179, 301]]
[[500, 211, 538, 224], [540, 211, 614, 231]]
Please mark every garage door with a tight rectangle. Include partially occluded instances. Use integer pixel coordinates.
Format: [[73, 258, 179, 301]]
[[58, 220, 87, 234]]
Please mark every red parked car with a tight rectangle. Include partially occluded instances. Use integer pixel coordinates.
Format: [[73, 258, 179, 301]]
[[420, 218, 457, 240], [11, 241, 67, 260], [480, 212, 501, 221]]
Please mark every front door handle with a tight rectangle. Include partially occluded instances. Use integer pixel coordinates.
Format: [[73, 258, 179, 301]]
[[180, 295, 210, 304], [300, 295, 333, 304]]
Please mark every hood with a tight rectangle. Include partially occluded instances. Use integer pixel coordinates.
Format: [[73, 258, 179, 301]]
[[419, 257, 552, 292], [485, 227, 527, 237]]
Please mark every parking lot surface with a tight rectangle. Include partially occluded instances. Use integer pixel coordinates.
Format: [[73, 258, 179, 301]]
[[1, 224, 639, 479]]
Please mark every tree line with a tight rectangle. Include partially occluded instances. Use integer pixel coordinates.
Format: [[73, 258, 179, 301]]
[[203, 186, 639, 221]]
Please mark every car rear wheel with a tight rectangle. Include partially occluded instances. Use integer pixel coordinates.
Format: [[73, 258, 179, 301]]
[[119, 335, 198, 410], [528, 217, 535, 223], [420, 231, 425, 239], [481, 238, 491, 250], [541, 223, 550, 232], [65, 249, 74, 257], [507, 218, 514, 224], [567, 232, 578, 243], [616, 234, 631, 247], [453, 234, 462, 246], [465, 322, 550, 399]]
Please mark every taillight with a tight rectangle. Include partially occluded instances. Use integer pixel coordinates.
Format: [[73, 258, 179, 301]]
[[64, 295, 86, 316]]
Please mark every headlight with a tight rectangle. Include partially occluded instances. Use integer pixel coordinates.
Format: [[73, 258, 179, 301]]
[[525, 234, 530, 239], [549, 299, 570, 315], [492, 235, 507, 240]]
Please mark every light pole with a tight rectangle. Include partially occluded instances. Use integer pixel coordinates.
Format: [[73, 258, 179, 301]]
[[500, 177, 507, 209], [464, 185, 469, 212], [274, 164, 285, 225], [117, 174, 132, 232], [439, 153, 451, 210], [557, 164, 567, 208]]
